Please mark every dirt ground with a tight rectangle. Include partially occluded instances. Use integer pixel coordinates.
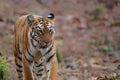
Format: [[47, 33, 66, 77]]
[[0, 0, 120, 80]]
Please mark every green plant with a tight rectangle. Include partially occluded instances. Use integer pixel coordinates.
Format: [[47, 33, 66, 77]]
[[93, 4, 104, 19], [90, 39, 101, 46], [111, 73, 120, 80], [56, 39, 64, 47], [0, 56, 10, 80], [56, 48, 64, 63], [56, 39, 64, 63], [95, 5, 104, 14], [99, 45, 115, 52]]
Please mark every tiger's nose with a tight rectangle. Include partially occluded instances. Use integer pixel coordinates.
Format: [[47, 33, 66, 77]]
[[42, 41, 49, 47]]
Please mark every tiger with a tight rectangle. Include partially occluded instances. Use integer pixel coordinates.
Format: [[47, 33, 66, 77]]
[[14, 13, 58, 80]]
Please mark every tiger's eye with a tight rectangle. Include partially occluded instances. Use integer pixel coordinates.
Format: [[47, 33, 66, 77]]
[[36, 26, 43, 34], [37, 26, 42, 30]]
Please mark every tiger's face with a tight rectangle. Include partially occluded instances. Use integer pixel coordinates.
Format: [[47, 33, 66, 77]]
[[27, 13, 55, 48]]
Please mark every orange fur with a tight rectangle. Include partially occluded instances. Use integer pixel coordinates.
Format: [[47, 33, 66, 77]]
[[14, 15, 58, 80]]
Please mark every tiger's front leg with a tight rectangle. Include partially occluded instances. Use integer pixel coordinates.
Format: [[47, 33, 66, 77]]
[[22, 53, 34, 80], [33, 58, 45, 80], [45, 53, 58, 80], [49, 56, 58, 80]]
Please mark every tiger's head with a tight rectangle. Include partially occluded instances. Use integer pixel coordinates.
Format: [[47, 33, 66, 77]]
[[27, 13, 55, 49]]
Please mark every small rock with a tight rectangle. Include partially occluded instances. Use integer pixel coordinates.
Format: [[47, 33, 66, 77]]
[[8, 57, 14, 63], [58, 68, 65, 74], [117, 64, 120, 69], [69, 76, 79, 80], [0, 22, 6, 28], [79, 18, 88, 29], [64, 57, 74, 63], [36, 0, 49, 4], [74, 18, 88, 29], [65, 15, 74, 24], [66, 63, 78, 70], [96, 76, 111, 80], [112, 59, 120, 63], [0, 22, 6, 37]]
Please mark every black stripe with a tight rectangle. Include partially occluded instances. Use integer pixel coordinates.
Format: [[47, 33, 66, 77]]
[[30, 39, 37, 47], [47, 70, 49, 72], [27, 48, 34, 58], [32, 65, 34, 73], [46, 53, 55, 62], [25, 55, 33, 63], [14, 51, 22, 61], [30, 30, 34, 38], [35, 61, 38, 64], [16, 63, 22, 68], [16, 55, 22, 61], [41, 45, 48, 49], [33, 70, 34, 73], [38, 69, 44, 72], [19, 51, 22, 54], [17, 44, 22, 53], [45, 45, 53, 55], [36, 62, 43, 67], [15, 47, 22, 61], [18, 75, 23, 79], [16, 69, 22, 72], [36, 73, 42, 76], [17, 43, 22, 55]]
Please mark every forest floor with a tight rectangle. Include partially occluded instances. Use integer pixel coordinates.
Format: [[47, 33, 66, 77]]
[[0, 0, 120, 80]]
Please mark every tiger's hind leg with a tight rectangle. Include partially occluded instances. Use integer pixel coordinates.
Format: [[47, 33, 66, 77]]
[[14, 49, 23, 80], [33, 58, 45, 80]]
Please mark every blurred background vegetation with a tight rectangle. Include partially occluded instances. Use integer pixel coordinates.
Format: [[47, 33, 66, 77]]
[[0, 0, 120, 80]]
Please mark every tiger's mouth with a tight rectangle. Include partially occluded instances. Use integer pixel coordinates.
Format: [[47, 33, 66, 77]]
[[39, 42, 50, 48], [39, 45, 48, 48]]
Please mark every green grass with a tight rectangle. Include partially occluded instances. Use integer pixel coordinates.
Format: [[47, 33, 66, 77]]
[[95, 5, 104, 14], [0, 56, 10, 80], [99, 45, 115, 52], [56, 48, 64, 63], [111, 73, 120, 80], [93, 4, 104, 19], [56, 39, 64, 63], [56, 39, 64, 47]]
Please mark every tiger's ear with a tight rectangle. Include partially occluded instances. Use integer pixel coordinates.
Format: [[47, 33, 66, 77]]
[[47, 13, 55, 20], [27, 15, 34, 25]]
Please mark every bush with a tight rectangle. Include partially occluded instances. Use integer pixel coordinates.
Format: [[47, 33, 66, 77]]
[[0, 56, 10, 80], [111, 73, 120, 80]]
